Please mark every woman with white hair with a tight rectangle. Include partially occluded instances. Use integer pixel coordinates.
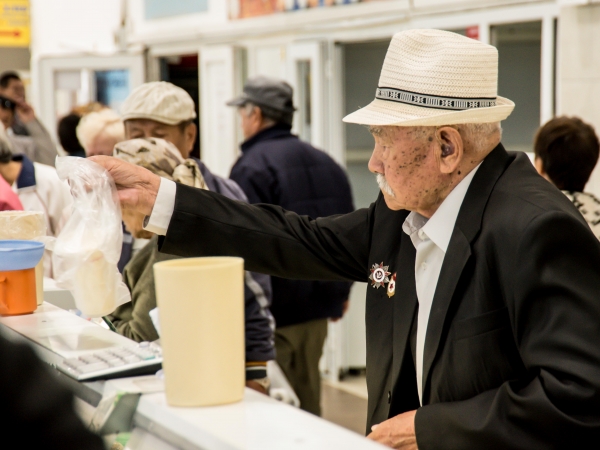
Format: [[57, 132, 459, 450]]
[[76, 108, 125, 157]]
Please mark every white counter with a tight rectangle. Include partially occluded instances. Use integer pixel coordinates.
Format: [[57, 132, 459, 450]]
[[0, 303, 384, 450]]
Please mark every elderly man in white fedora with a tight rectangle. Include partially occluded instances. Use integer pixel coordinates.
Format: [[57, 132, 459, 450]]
[[92, 30, 600, 448]]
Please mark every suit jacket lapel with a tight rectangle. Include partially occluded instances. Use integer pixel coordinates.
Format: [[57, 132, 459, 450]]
[[421, 144, 513, 403]]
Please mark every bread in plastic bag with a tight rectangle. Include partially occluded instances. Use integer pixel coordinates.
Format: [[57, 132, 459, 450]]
[[52, 156, 130, 317]]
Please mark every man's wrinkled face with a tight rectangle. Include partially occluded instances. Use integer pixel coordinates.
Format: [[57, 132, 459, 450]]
[[124, 119, 194, 159], [368, 126, 446, 212]]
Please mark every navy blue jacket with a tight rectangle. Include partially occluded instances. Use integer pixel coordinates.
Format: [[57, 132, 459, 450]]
[[230, 125, 354, 327]]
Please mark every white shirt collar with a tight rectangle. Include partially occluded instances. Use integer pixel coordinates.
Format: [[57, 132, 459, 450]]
[[402, 163, 481, 252]]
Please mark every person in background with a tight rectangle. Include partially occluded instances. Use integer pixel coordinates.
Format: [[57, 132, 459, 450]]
[[0, 174, 23, 211], [76, 108, 125, 157], [121, 82, 197, 158], [119, 82, 276, 393], [123, 80, 248, 195], [73, 105, 133, 270], [56, 103, 107, 158], [534, 116, 600, 240], [109, 139, 276, 394], [0, 128, 72, 277], [57, 113, 86, 158], [227, 76, 354, 416], [0, 72, 58, 167], [108, 137, 211, 344]]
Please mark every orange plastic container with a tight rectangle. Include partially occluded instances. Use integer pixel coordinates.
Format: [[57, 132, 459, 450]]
[[0, 268, 37, 316]]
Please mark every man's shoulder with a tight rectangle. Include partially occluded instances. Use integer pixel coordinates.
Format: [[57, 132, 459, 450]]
[[192, 157, 248, 201], [248, 134, 322, 157], [484, 153, 587, 230]]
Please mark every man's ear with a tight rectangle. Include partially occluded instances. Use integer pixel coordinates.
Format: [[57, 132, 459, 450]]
[[254, 106, 267, 126], [434, 126, 463, 175]]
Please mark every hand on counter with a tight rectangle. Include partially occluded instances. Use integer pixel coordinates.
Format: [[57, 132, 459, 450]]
[[90, 156, 161, 217], [367, 409, 418, 449]]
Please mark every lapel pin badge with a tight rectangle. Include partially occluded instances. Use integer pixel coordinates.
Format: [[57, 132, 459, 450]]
[[387, 273, 397, 298], [369, 262, 391, 289]]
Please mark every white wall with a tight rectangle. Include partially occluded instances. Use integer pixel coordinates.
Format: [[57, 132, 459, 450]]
[[30, 0, 122, 59], [127, 0, 228, 46], [559, 4, 600, 197], [29, 0, 124, 114]]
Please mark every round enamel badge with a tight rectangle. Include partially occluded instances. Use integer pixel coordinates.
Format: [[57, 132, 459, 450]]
[[369, 262, 391, 289]]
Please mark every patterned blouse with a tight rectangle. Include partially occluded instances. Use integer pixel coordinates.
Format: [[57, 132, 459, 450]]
[[563, 191, 600, 241]]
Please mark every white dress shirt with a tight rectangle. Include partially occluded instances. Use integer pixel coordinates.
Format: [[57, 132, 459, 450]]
[[401, 164, 481, 404], [146, 166, 481, 404]]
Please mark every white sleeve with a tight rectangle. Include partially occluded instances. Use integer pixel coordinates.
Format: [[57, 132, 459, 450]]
[[143, 178, 176, 236]]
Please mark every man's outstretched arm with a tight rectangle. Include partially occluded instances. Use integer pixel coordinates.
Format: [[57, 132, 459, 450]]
[[91, 155, 372, 283]]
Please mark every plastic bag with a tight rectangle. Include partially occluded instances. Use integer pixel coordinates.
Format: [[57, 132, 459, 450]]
[[52, 156, 130, 317]]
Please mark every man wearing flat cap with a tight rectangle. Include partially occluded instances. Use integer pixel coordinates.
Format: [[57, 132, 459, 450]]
[[93, 29, 600, 448], [114, 81, 277, 393], [226, 76, 354, 416]]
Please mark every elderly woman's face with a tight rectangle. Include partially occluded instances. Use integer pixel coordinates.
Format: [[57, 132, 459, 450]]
[[367, 126, 448, 214], [122, 208, 153, 240], [86, 132, 120, 157]]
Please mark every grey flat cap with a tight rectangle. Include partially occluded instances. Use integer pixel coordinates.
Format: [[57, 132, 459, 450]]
[[227, 76, 297, 117], [121, 81, 196, 125]]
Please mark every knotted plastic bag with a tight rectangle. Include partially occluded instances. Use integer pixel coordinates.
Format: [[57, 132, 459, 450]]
[[53, 157, 130, 317]]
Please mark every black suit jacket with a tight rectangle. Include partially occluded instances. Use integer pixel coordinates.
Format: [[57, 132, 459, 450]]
[[0, 333, 104, 448], [159, 144, 600, 448]]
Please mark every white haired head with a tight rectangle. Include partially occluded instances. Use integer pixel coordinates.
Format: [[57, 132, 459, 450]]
[[76, 108, 125, 156]]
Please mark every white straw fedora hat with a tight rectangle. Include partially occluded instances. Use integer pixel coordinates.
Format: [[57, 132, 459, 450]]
[[343, 29, 514, 127]]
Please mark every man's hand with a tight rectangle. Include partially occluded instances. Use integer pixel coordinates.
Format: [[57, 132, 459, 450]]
[[89, 156, 161, 216], [367, 410, 418, 449], [15, 101, 36, 124]]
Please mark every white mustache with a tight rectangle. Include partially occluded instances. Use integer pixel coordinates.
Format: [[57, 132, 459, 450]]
[[376, 174, 395, 197]]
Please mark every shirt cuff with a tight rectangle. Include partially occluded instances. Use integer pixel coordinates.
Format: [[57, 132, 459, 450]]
[[143, 178, 176, 236], [246, 362, 268, 380]]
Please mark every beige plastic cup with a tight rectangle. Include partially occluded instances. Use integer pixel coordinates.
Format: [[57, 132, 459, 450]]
[[153, 257, 245, 407], [0, 211, 46, 305]]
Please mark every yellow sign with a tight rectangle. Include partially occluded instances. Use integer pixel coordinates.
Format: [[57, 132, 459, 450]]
[[0, 0, 30, 47]]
